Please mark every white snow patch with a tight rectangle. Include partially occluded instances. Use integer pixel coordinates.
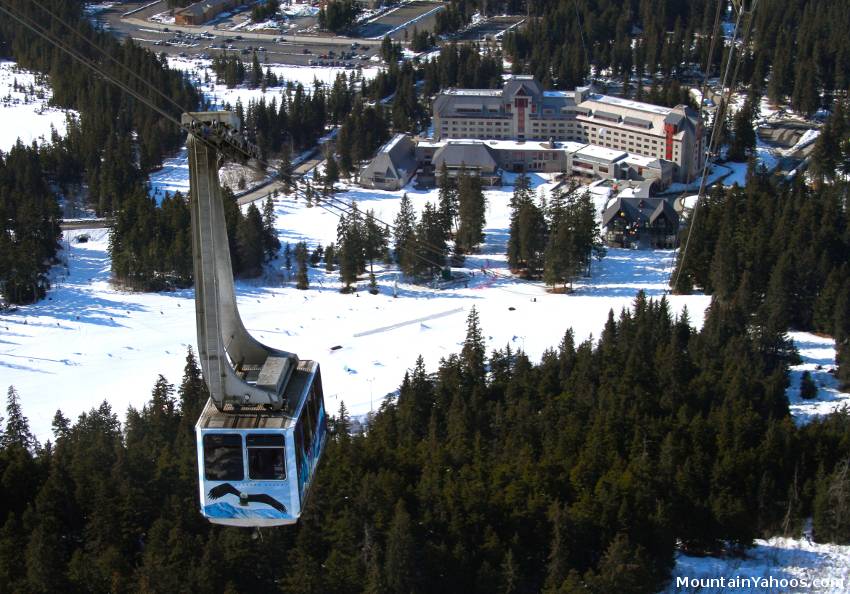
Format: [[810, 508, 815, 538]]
[[786, 331, 850, 425], [0, 60, 74, 152], [3, 173, 709, 443], [282, 3, 319, 18], [664, 533, 850, 593], [149, 147, 190, 199]]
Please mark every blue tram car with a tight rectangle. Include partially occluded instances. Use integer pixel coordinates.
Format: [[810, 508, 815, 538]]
[[196, 361, 327, 527]]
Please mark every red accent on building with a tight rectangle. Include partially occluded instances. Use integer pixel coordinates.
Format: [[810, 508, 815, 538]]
[[664, 123, 675, 160], [516, 98, 528, 134]]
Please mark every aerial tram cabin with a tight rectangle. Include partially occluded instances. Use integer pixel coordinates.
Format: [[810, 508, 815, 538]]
[[196, 361, 326, 527], [184, 112, 327, 527]]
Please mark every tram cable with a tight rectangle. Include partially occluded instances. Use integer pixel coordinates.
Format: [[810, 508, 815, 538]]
[[671, 0, 760, 293]]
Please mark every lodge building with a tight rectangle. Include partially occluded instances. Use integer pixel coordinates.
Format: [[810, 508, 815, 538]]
[[431, 76, 705, 184]]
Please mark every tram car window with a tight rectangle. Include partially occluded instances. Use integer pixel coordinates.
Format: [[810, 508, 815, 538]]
[[247, 434, 286, 480], [204, 434, 244, 481]]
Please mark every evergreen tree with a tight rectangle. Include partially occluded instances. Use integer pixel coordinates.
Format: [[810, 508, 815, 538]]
[[364, 210, 389, 278], [437, 161, 458, 236], [2, 387, 36, 452], [455, 171, 486, 254], [338, 206, 364, 291], [461, 306, 486, 382], [236, 203, 265, 277], [393, 193, 418, 276], [296, 241, 309, 290], [261, 195, 280, 261], [728, 97, 756, 162], [813, 459, 850, 544], [799, 370, 817, 400], [414, 202, 448, 278], [543, 189, 576, 290], [384, 499, 417, 593], [324, 242, 336, 272], [325, 155, 340, 190], [507, 173, 547, 277]]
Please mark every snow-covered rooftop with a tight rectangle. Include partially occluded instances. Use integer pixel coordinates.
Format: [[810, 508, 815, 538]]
[[576, 144, 628, 162], [621, 152, 656, 167], [378, 133, 406, 154], [443, 88, 503, 96], [587, 93, 673, 116], [419, 138, 577, 152]]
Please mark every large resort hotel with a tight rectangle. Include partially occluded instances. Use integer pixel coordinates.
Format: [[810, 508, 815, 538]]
[[361, 76, 706, 192]]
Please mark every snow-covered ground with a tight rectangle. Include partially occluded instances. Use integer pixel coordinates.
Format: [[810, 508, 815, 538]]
[[169, 56, 380, 108], [787, 331, 850, 425], [149, 147, 191, 198], [2, 171, 710, 443], [0, 60, 73, 151], [665, 534, 850, 593], [721, 138, 780, 187]]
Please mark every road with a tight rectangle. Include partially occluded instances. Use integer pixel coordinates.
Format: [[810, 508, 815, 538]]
[[235, 156, 323, 206], [122, 17, 387, 47], [60, 219, 113, 231]]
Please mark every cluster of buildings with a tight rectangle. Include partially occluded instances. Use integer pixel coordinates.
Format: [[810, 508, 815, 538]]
[[360, 75, 704, 248]]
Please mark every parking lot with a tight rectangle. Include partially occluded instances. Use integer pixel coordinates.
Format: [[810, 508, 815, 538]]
[[355, 1, 445, 40], [135, 33, 378, 67], [98, 1, 381, 66]]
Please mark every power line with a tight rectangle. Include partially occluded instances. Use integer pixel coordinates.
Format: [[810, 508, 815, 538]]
[[671, 0, 759, 293], [698, 0, 725, 123], [572, 0, 590, 83]]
